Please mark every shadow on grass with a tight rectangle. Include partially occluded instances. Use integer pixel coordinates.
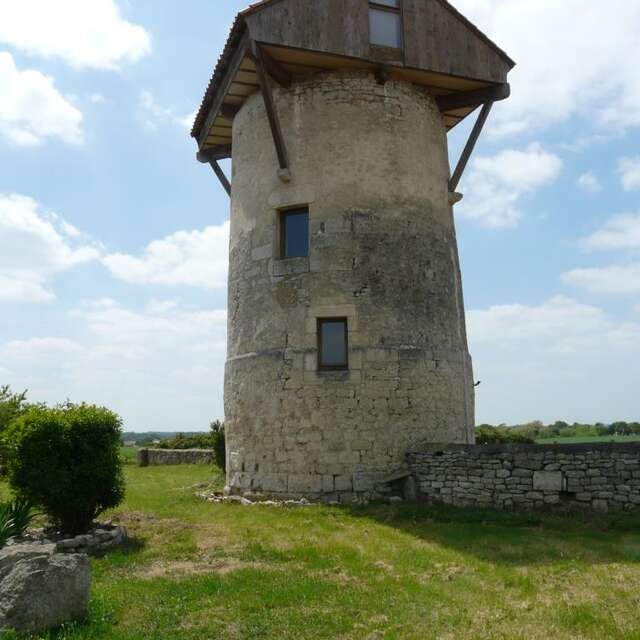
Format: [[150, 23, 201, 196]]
[[346, 501, 640, 567]]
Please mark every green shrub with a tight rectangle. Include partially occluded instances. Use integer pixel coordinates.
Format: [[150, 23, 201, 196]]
[[157, 432, 214, 450], [153, 420, 226, 472], [210, 421, 226, 471], [476, 425, 535, 445], [0, 498, 38, 547], [4, 403, 125, 535]]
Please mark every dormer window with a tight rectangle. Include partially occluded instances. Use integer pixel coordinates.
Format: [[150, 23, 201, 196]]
[[369, 0, 403, 49]]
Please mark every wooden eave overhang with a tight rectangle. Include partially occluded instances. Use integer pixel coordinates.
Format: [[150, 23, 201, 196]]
[[191, 1, 515, 155]]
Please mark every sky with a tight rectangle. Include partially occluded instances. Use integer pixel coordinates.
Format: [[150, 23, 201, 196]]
[[0, 0, 639, 431]]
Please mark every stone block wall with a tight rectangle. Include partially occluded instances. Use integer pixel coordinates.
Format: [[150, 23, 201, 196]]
[[137, 448, 214, 467], [406, 443, 640, 514]]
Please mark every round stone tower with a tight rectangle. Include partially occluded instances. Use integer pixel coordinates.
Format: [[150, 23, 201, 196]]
[[190, 0, 514, 499]]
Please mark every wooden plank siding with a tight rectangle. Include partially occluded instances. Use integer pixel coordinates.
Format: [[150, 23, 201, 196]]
[[193, 0, 514, 149], [247, 0, 370, 60], [247, 0, 511, 84]]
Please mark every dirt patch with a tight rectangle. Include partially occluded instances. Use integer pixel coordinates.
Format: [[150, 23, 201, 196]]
[[114, 511, 192, 535], [113, 511, 160, 525], [136, 558, 268, 580]]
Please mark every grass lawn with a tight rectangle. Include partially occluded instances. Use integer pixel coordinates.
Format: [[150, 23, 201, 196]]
[[14, 462, 640, 640], [536, 435, 640, 445]]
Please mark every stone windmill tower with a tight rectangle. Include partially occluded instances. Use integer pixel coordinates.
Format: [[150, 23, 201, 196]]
[[191, 0, 514, 500]]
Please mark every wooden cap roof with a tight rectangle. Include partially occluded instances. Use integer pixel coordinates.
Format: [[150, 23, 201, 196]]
[[191, 0, 514, 152]]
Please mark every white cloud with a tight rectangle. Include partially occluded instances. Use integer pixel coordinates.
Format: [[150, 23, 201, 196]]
[[0, 298, 227, 430], [90, 93, 105, 104], [563, 263, 640, 295], [456, 143, 562, 227], [468, 296, 640, 423], [138, 91, 195, 132], [103, 221, 229, 289], [0, 193, 100, 303], [576, 172, 602, 194], [2, 337, 83, 363], [0, 274, 53, 304], [0, 0, 151, 70], [0, 52, 83, 146], [454, 0, 640, 137], [580, 213, 640, 251], [177, 110, 197, 132], [618, 157, 640, 191]]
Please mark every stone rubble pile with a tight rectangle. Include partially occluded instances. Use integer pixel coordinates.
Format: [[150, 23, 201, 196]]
[[9, 522, 128, 556], [196, 490, 315, 507], [53, 524, 128, 555], [195, 488, 404, 507]]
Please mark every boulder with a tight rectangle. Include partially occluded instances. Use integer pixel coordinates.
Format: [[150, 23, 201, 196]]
[[0, 543, 91, 634]]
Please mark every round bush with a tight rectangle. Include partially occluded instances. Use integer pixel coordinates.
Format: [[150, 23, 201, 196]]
[[4, 403, 125, 534]]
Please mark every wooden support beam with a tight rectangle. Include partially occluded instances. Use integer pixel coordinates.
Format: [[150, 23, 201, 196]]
[[209, 160, 231, 197], [198, 33, 249, 149], [197, 149, 232, 196], [197, 146, 231, 163], [437, 83, 510, 113], [251, 40, 290, 178], [248, 44, 291, 88], [449, 101, 493, 193]]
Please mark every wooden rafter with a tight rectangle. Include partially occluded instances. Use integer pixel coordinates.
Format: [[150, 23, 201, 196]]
[[437, 83, 510, 113], [198, 33, 250, 149], [197, 146, 231, 162], [448, 101, 493, 193], [219, 105, 239, 120], [249, 44, 291, 88], [251, 40, 290, 177]]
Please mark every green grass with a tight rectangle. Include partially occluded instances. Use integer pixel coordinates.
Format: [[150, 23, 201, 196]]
[[14, 464, 640, 640], [536, 434, 640, 445], [119, 447, 138, 465]]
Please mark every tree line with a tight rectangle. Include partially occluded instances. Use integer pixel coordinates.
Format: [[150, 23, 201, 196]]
[[476, 420, 640, 444]]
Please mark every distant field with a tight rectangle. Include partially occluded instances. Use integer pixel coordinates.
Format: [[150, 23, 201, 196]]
[[536, 435, 640, 445]]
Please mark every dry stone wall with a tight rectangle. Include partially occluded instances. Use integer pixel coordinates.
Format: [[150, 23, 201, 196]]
[[137, 448, 214, 467], [407, 443, 640, 514]]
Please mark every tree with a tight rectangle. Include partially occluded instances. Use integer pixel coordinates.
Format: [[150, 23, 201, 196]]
[[0, 386, 28, 433]]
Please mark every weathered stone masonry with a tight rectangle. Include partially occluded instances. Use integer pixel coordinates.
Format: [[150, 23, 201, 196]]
[[137, 448, 215, 467], [225, 72, 475, 498], [407, 443, 640, 514], [191, 0, 515, 501]]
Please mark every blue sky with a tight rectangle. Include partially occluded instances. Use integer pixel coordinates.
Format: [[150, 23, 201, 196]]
[[0, 0, 639, 431]]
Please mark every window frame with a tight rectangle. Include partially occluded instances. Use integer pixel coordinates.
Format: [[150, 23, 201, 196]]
[[278, 206, 309, 260], [368, 0, 404, 50], [317, 317, 349, 372]]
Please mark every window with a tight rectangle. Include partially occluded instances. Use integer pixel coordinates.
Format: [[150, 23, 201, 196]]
[[317, 318, 349, 371], [279, 207, 309, 259], [369, 0, 403, 49]]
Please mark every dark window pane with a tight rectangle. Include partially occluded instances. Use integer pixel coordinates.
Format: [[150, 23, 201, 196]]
[[282, 209, 308, 258], [369, 8, 402, 48], [371, 0, 400, 7], [319, 320, 348, 369]]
